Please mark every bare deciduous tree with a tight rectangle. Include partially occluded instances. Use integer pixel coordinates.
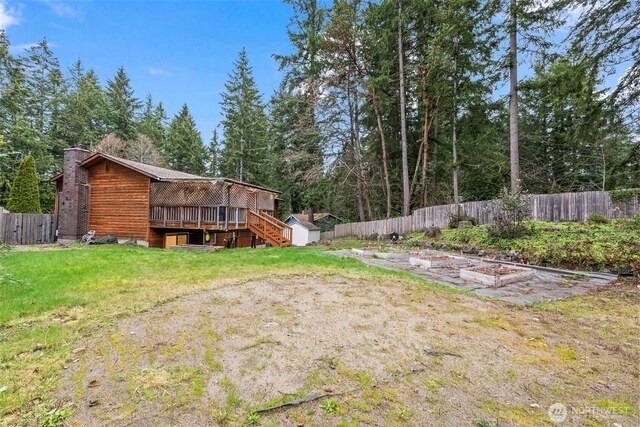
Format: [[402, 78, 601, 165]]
[[125, 134, 165, 167], [92, 133, 126, 157]]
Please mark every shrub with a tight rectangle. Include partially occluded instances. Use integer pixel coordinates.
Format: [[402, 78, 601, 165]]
[[488, 187, 531, 238], [473, 418, 497, 427], [6, 155, 42, 214], [366, 232, 378, 241], [586, 212, 608, 224], [448, 212, 478, 229], [122, 238, 139, 246], [93, 235, 118, 245], [610, 188, 638, 202]]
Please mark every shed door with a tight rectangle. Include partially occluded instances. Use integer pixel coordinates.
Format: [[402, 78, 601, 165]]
[[164, 233, 188, 248]]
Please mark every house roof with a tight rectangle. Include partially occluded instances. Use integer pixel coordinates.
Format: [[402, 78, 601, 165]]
[[52, 152, 281, 194], [293, 220, 321, 231], [81, 153, 207, 181]]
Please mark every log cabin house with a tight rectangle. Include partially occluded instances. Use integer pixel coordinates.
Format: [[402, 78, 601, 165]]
[[52, 148, 292, 248]]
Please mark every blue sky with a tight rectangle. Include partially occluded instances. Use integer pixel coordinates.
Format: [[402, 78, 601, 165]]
[[0, 0, 630, 142], [1, 0, 293, 141]]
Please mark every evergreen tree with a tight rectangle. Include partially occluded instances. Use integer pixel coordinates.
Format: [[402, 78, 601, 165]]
[[165, 104, 206, 174], [267, 83, 298, 215], [6, 39, 64, 211], [137, 94, 167, 151], [206, 129, 221, 177], [520, 55, 634, 192], [275, 0, 327, 212], [219, 48, 271, 185], [6, 154, 42, 213], [569, 0, 639, 110], [106, 67, 141, 141], [58, 60, 109, 148]]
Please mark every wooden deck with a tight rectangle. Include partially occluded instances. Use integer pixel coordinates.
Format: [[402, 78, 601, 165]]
[[150, 207, 292, 247]]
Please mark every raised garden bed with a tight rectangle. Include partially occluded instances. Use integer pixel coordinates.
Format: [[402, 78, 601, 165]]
[[460, 264, 535, 287], [351, 248, 377, 256], [374, 252, 400, 259], [409, 254, 470, 269]]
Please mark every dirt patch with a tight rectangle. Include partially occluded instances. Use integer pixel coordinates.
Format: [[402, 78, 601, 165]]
[[57, 276, 639, 426]]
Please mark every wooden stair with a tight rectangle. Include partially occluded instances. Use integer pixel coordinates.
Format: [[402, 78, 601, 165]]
[[248, 210, 293, 247]]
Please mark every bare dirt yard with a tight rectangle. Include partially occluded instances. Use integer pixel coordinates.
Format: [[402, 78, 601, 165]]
[[58, 275, 639, 426]]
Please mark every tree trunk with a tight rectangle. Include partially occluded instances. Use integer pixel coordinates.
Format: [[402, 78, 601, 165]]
[[452, 37, 460, 206], [509, 0, 520, 191], [419, 83, 430, 208], [398, 0, 410, 216], [353, 87, 372, 220], [371, 93, 392, 218], [349, 80, 366, 222], [344, 45, 392, 218]]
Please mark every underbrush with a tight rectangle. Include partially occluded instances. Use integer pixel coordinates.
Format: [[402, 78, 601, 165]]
[[422, 218, 640, 272]]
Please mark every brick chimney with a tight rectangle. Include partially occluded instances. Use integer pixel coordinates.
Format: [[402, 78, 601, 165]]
[[307, 207, 314, 223], [57, 148, 90, 243]]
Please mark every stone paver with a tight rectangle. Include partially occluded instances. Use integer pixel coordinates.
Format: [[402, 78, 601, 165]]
[[329, 248, 617, 304]]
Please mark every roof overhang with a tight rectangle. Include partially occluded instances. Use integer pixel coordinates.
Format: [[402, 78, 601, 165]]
[[50, 152, 282, 194]]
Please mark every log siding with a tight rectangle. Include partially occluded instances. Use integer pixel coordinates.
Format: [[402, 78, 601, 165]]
[[87, 159, 151, 241]]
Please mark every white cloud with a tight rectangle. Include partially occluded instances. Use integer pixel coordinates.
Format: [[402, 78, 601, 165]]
[[40, 0, 82, 19], [0, 1, 21, 29], [149, 67, 173, 77], [9, 42, 37, 53], [9, 41, 58, 54]]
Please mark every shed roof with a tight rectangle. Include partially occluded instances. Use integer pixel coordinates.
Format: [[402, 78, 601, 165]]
[[52, 152, 281, 194], [289, 213, 344, 223], [293, 220, 321, 231]]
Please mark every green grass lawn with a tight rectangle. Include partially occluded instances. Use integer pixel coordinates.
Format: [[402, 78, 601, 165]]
[[410, 218, 640, 272], [0, 243, 637, 426], [0, 245, 384, 325], [0, 245, 430, 424]]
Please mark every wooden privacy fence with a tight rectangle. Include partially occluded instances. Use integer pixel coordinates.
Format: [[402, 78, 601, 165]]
[[321, 191, 639, 240], [0, 212, 57, 245]]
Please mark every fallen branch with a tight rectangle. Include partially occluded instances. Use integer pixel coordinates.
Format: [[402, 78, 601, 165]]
[[255, 392, 344, 414], [424, 348, 461, 357]]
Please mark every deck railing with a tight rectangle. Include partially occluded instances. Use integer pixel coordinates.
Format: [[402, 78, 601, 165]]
[[259, 210, 293, 243], [247, 210, 292, 246], [149, 205, 250, 228]]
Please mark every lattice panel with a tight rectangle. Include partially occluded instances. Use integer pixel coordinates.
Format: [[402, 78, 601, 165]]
[[229, 185, 248, 208], [257, 192, 275, 211], [150, 181, 225, 206]]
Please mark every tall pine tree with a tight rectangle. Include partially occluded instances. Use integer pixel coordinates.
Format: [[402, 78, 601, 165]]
[[165, 104, 206, 174], [137, 94, 167, 151], [57, 60, 109, 148], [106, 67, 141, 141], [219, 48, 271, 186]]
